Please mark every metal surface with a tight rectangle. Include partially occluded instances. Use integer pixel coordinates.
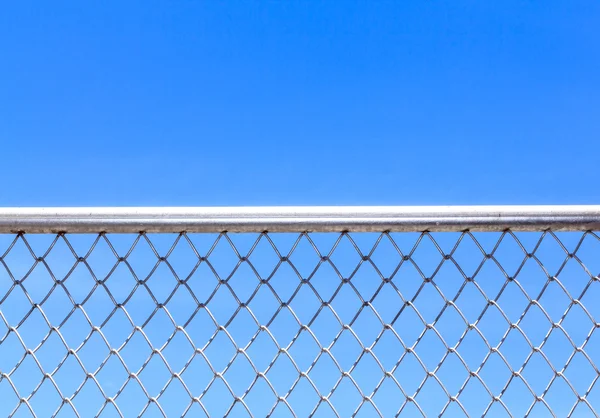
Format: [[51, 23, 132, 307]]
[[1, 206, 600, 233], [1, 209, 599, 416]]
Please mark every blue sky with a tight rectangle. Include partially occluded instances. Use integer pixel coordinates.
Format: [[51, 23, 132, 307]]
[[1, 1, 599, 206], [1, 2, 600, 417]]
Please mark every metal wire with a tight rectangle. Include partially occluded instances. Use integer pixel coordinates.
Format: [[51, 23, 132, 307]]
[[0, 208, 599, 417]]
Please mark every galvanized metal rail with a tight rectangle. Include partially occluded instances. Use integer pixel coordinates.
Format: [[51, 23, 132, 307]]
[[1, 206, 600, 233]]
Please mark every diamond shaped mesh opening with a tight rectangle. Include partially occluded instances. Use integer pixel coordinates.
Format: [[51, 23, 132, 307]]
[[0, 230, 598, 417]]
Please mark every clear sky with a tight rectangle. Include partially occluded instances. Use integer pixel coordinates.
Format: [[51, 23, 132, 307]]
[[1, 2, 600, 417], [1, 1, 599, 206]]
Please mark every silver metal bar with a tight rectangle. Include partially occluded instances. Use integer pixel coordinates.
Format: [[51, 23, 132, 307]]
[[0, 206, 599, 233]]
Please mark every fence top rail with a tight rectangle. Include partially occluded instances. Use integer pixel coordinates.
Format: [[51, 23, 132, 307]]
[[0, 206, 599, 233]]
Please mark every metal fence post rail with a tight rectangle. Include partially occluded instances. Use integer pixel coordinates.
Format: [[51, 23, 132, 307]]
[[0, 206, 599, 417]]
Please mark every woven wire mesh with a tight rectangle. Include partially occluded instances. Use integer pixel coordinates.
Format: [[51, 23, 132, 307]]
[[0, 230, 599, 417]]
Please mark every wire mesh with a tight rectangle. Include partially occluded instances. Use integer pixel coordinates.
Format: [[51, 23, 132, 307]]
[[0, 230, 599, 417]]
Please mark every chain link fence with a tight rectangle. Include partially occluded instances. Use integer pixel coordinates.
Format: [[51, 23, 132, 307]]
[[0, 208, 599, 417]]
